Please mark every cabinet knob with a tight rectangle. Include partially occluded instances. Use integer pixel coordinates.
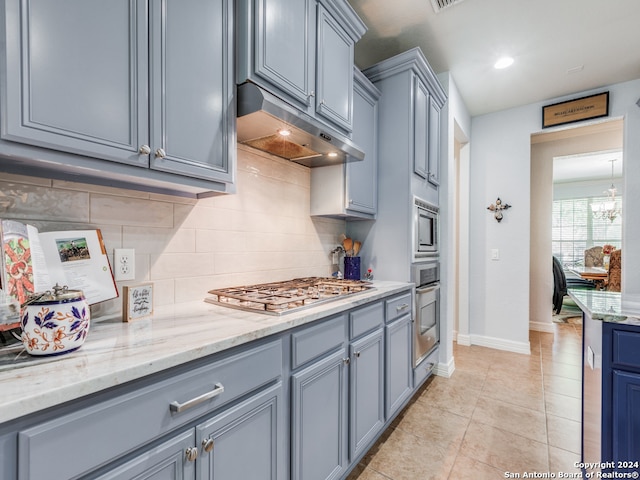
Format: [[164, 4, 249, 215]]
[[343, 357, 350, 365], [139, 145, 151, 155], [349, 199, 353, 204], [308, 90, 315, 98], [354, 351, 361, 358], [185, 447, 198, 462], [202, 438, 214, 453], [155, 148, 167, 159], [320, 99, 326, 105]]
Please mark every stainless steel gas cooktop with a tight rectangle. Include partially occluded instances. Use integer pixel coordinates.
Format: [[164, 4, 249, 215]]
[[205, 277, 374, 315]]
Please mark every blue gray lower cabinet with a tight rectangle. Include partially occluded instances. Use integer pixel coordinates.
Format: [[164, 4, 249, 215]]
[[601, 322, 640, 473], [583, 317, 640, 475], [8, 288, 423, 480], [94, 430, 198, 480], [291, 347, 350, 480], [385, 314, 414, 418]]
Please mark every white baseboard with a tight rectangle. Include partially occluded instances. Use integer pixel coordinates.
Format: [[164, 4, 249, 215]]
[[529, 321, 554, 333], [456, 333, 471, 346], [435, 356, 455, 378], [468, 334, 531, 355]]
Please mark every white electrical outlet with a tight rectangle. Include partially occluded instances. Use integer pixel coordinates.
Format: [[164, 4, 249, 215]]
[[114, 248, 135, 281], [491, 249, 500, 260]]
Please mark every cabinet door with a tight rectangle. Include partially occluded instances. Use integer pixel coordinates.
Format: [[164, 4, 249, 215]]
[[386, 315, 414, 418], [427, 97, 441, 186], [349, 329, 385, 460], [291, 349, 348, 480], [315, 4, 354, 132], [197, 383, 284, 480], [149, 0, 234, 183], [253, 0, 316, 108], [412, 75, 430, 179], [1, 0, 149, 167], [345, 72, 379, 216], [94, 430, 196, 480], [612, 370, 640, 468]]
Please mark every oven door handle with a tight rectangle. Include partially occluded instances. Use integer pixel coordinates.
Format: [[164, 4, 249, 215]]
[[416, 283, 440, 294]]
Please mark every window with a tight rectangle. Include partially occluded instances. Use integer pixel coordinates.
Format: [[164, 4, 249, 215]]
[[552, 195, 622, 268]]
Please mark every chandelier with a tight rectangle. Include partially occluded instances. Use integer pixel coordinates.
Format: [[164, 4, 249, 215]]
[[592, 159, 620, 222]]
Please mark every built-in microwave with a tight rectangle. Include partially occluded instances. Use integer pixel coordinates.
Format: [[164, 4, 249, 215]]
[[414, 196, 439, 259]]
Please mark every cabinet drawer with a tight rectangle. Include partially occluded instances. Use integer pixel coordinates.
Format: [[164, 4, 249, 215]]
[[18, 339, 282, 480], [414, 346, 438, 388], [612, 329, 640, 368], [385, 292, 412, 323], [291, 314, 347, 369], [349, 301, 384, 339]]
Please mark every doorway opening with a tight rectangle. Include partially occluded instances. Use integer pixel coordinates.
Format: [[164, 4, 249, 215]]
[[529, 118, 623, 331]]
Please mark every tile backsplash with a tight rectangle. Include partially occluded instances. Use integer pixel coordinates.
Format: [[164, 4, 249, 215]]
[[0, 146, 345, 320]]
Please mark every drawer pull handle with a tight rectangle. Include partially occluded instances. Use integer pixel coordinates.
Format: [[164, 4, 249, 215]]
[[396, 303, 410, 311], [170, 382, 225, 413], [185, 447, 198, 462], [139, 144, 151, 155], [202, 438, 215, 453]]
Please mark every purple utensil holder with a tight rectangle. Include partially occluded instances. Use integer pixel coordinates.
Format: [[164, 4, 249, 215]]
[[344, 256, 361, 280]]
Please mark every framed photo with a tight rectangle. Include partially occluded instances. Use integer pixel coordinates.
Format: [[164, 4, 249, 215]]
[[542, 92, 609, 128], [123, 283, 153, 322]]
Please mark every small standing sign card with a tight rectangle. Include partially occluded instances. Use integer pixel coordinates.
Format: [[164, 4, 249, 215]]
[[123, 283, 153, 322]]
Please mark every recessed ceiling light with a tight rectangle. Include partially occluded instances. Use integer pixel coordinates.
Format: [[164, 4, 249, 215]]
[[328, 152, 338, 158], [277, 128, 291, 137], [494, 56, 514, 69]]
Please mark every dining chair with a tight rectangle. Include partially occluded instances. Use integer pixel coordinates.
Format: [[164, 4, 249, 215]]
[[584, 246, 604, 267], [552, 256, 595, 314], [607, 249, 622, 292]]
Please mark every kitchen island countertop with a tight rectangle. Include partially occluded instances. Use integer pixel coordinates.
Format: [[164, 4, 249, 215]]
[[568, 288, 640, 326], [0, 280, 412, 425]]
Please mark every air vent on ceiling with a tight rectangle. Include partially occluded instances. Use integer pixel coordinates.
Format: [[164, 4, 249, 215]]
[[430, 0, 465, 13]]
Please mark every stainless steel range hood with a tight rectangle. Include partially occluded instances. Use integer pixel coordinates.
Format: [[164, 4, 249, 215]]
[[236, 82, 365, 167]]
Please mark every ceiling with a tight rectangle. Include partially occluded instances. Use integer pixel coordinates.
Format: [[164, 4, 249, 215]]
[[553, 150, 622, 184], [348, 0, 640, 117]]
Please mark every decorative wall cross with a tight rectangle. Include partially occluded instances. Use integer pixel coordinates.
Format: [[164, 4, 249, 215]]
[[487, 197, 512, 223]]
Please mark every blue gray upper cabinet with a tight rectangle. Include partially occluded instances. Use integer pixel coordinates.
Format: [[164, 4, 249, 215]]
[[427, 96, 442, 186], [0, 0, 235, 194], [364, 48, 446, 196], [310, 68, 380, 219], [413, 76, 430, 180], [236, 0, 366, 134], [412, 76, 442, 186]]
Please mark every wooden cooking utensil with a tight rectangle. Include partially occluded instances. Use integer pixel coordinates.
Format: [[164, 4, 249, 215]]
[[343, 237, 353, 256], [353, 241, 361, 256]]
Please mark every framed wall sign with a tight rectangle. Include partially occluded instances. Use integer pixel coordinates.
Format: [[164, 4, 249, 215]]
[[123, 283, 153, 322], [542, 92, 609, 128]]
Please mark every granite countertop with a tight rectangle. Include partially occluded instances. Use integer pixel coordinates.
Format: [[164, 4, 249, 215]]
[[568, 288, 640, 326], [0, 280, 412, 425]]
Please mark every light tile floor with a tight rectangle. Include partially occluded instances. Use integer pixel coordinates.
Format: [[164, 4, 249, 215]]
[[347, 320, 584, 479]]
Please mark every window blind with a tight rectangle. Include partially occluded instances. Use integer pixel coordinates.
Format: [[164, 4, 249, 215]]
[[552, 195, 622, 268]]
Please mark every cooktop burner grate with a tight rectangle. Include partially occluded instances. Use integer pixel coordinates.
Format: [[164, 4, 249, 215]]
[[205, 277, 374, 315]]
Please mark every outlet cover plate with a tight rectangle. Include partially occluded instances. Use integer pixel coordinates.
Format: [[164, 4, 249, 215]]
[[114, 248, 135, 281]]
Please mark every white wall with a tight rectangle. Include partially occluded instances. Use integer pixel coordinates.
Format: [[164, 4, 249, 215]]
[[622, 96, 640, 311], [0, 146, 345, 320], [438, 72, 471, 374], [471, 78, 640, 351]]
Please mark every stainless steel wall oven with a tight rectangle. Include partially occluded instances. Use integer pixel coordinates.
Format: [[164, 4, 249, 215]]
[[412, 260, 440, 367]]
